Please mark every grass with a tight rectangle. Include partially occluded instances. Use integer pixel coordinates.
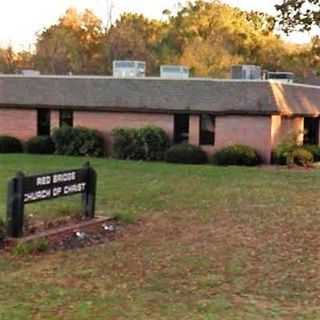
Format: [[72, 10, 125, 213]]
[[0, 154, 320, 319], [12, 239, 49, 256]]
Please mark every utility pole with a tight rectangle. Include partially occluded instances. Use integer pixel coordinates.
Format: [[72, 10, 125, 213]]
[[105, 0, 114, 30]]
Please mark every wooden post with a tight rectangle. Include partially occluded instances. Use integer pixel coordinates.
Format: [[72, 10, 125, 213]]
[[6, 165, 97, 238], [82, 162, 97, 219], [6, 172, 25, 238]]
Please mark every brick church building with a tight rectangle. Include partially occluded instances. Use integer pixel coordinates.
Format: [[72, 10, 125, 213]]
[[0, 74, 320, 163]]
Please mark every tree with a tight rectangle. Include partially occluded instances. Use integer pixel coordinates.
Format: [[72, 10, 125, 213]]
[[161, 0, 289, 76], [105, 14, 166, 74], [276, 0, 320, 33], [15, 50, 34, 71], [14, 0, 315, 80], [0, 47, 17, 73], [243, 11, 276, 35], [180, 37, 242, 77], [35, 8, 106, 74]]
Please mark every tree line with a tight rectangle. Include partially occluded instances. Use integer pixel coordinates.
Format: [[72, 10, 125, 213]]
[[0, 0, 319, 80]]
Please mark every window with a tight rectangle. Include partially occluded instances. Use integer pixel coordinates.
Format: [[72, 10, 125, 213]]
[[304, 117, 319, 145], [59, 110, 73, 127], [200, 114, 215, 146], [37, 109, 51, 136], [174, 114, 189, 144]]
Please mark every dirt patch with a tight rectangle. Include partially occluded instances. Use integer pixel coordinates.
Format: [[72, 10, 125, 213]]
[[3, 215, 140, 253], [47, 218, 119, 251]]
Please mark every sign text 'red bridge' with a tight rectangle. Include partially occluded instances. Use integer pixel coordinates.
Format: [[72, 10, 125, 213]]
[[7, 162, 97, 238]]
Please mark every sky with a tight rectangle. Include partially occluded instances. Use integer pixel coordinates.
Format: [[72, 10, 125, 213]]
[[0, 0, 317, 51]]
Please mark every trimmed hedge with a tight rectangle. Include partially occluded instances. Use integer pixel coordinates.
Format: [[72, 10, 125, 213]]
[[165, 144, 207, 164], [26, 136, 55, 154], [211, 144, 261, 166], [112, 126, 169, 161], [52, 126, 105, 157], [0, 136, 23, 153]]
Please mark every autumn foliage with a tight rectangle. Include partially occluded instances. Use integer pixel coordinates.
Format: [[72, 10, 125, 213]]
[[1, 0, 319, 80]]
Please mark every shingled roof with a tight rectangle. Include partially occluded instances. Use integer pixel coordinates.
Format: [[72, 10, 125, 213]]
[[0, 75, 320, 116]]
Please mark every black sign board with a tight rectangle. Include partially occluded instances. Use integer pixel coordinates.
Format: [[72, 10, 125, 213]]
[[6, 162, 97, 238], [23, 169, 88, 204]]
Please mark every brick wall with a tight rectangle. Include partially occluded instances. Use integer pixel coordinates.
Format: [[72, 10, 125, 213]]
[[281, 117, 304, 145], [51, 111, 60, 131], [271, 115, 282, 148], [0, 107, 305, 164], [214, 115, 273, 163], [74, 111, 174, 153], [0, 108, 37, 140], [189, 115, 200, 145], [271, 116, 304, 147], [188, 114, 273, 163]]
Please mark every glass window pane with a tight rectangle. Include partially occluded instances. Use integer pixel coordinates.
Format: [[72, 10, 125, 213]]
[[37, 109, 51, 136], [59, 110, 73, 127], [200, 115, 215, 146]]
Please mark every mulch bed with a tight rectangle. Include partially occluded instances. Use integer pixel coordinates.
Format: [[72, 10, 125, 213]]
[[46, 217, 121, 252], [1, 215, 128, 253]]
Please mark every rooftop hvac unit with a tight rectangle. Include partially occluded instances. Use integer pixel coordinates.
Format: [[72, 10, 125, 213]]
[[231, 65, 262, 80], [267, 72, 294, 83], [21, 69, 40, 76], [113, 60, 146, 78], [160, 65, 190, 79]]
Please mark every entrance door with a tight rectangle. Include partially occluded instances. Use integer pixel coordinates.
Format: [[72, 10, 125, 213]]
[[174, 114, 189, 144], [304, 117, 319, 145], [37, 109, 51, 136]]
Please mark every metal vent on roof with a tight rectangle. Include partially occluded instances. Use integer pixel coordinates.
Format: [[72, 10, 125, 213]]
[[160, 65, 190, 79], [113, 60, 146, 78]]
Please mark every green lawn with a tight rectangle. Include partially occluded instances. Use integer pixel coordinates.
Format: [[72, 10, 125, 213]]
[[1, 154, 320, 319]]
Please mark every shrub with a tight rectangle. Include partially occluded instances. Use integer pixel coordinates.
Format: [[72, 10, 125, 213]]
[[272, 149, 287, 165], [290, 148, 314, 167], [25, 136, 55, 154], [0, 219, 6, 243], [136, 126, 169, 161], [303, 145, 320, 162], [112, 126, 169, 161], [0, 136, 23, 153], [273, 146, 314, 167], [52, 126, 105, 157], [112, 128, 143, 160], [273, 130, 303, 165], [165, 144, 207, 164], [211, 144, 261, 166]]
